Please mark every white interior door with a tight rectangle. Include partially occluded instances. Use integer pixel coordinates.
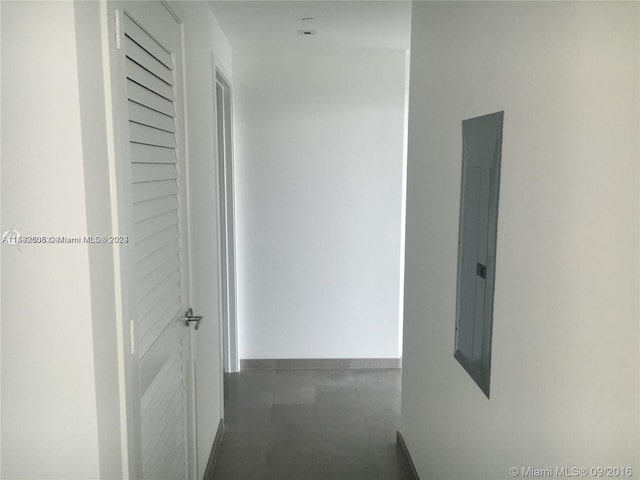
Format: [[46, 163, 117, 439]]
[[111, 2, 196, 479]]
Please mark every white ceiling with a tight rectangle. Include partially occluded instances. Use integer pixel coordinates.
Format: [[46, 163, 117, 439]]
[[209, 1, 412, 52]]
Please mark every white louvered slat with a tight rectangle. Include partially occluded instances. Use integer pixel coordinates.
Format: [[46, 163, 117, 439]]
[[134, 195, 179, 223], [131, 125, 177, 151], [145, 412, 182, 476], [126, 58, 175, 101], [128, 101, 176, 133], [130, 142, 177, 164], [140, 343, 186, 480], [141, 349, 181, 413], [135, 226, 180, 264], [165, 442, 186, 478], [164, 450, 186, 480], [125, 36, 174, 86], [137, 283, 178, 325], [142, 371, 182, 437], [133, 179, 177, 203], [136, 276, 181, 320], [135, 240, 180, 282], [143, 397, 181, 453], [124, 14, 173, 70], [150, 440, 180, 480], [152, 441, 183, 480], [143, 399, 182, 453], [136, 255, 180, 300], [144, 401, 181, 466], [127, 80, 176, 117], [132, 163, 177, 185], [145, 411, 182, 478], [137, 269, 180, 320], [138, 290, 180, 339], [139, 300, 182, 357], [135, 210, 179, 243], [143, 389, 182, 447], [143, 378, 182, 444], [129, 121, 177, 148], [137, 276, 181, 327]]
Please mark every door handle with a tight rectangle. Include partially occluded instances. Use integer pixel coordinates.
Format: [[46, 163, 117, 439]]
[[182, 308, 203, 330]]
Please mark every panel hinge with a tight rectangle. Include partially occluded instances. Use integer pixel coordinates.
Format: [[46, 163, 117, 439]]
[[129, 319, 135, 355], [114, 10, 122, 49]]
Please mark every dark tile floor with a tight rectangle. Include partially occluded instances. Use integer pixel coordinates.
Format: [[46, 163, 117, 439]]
[[210, 368, 412, 480]]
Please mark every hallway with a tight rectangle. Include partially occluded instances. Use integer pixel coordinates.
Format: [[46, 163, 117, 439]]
[[211, 369, 411, 480], [1, 2, 637, 479]]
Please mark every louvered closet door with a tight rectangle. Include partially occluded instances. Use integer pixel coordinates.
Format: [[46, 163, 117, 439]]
[[119, 5, 192, 480]]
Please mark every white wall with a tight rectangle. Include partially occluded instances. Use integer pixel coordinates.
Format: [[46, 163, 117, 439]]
[[1, 2, 233, 478], [1, 2, 101, 478], [178, 2, 232, 477], [401, 2, 639, 479], [234, 49, 406, 359]]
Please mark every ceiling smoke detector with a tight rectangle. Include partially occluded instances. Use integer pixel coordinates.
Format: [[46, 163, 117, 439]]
[[297, 29, 316, 36]]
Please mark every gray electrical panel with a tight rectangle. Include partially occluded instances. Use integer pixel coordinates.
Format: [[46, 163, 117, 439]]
[[454, 111, 504, 398]]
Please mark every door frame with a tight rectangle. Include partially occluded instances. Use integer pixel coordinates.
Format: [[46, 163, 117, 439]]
[[212, 54, 239, 375]]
